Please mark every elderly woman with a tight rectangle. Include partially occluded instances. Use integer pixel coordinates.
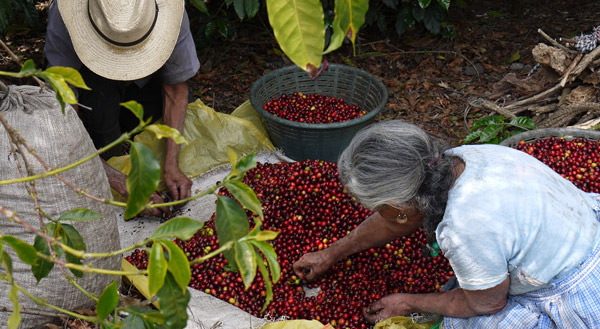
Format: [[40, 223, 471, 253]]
[[293, 120, 600, 328]]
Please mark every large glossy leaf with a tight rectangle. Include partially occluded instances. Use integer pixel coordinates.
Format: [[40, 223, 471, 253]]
[[266, 0, 325, 72], [470, 115, 503, 131], [418, 0, 432, 8], [60, 224, 86, 278], [215, 195, 250, 269], [251, 230, 279, 242], [462, 130, 481, 144], [157, 273, 190, 329], [19, 59, 37, 75], [256, 260, 273, 312], [224, 181, 263, 220], [244, 0, 259, 17], [324, 0, 369, 54], [229, 152, 256, 182], [151, 217, 204, 240], [148, 243, 168, 296], [437, 0, 451, 10], [161, 240, 191, 293], [44, 66, 90, 90], [1, 236, 37, 265], [57, 208, 103, 222], [32, 235, 54, 283], [145, 124, 188, 145], [122, 306, 164, 329], [478, 124, 504, 143], [125, 142, 160, 219], [250, 240, 281, 283], [44, 72, 78, 104], [2, 250, 13, 283], [96, 281, 119, 321], [8, 285, 20, 329], [509, 116, 536, 130], [234, 241, 257, 289]]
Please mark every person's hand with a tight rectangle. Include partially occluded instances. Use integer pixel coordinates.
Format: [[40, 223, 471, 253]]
[[163, 165, 192, 201], [363, 293, 413, 324], [293, 249, 336, 281]]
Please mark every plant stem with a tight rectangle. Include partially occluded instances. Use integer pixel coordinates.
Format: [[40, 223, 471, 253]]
[[36, 252, 147, 276], [148, 184, 219, 209], [14, 282, 97, 322], [190, 241, 233, 265]]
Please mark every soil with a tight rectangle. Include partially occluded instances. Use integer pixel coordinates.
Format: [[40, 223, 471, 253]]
[[1, 0, 600, 327]]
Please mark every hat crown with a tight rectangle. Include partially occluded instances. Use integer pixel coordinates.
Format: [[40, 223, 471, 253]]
[[88, 0, 157, 45]]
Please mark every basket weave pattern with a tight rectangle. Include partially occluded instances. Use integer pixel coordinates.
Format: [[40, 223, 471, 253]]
[[250, 64, 388, 162], [500, 128, 600, 148]]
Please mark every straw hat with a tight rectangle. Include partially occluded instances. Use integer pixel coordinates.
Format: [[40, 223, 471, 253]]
[[58, 0, 184, 81]]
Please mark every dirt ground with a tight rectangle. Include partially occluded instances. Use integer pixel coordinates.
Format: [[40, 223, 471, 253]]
[[2, 0, 600, 148]]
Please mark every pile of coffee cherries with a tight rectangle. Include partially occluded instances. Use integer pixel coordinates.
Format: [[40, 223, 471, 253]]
[[514, 136, 600, 193], [263, 92, 367, 123], [126, 160, 453, 328]]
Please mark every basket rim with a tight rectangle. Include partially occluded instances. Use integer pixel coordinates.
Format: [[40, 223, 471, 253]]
[[500, 127, 600, 146], [249, 64, 388, 130]]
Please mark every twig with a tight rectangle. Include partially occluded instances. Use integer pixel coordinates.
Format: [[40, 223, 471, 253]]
[[0, 306, 64, 318], [0, 38, 44, 88], [504, 84, 562, 110], [560, 53, 582, 87], [538, 29, 578, 54], [468, 98, 517, 119], [572, 45, 600, 77]]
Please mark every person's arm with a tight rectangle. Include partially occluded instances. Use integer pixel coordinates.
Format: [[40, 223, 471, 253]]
[[162, 82, 192, 201], [293, 206, 423, 280], [364, 277, 510, 322]]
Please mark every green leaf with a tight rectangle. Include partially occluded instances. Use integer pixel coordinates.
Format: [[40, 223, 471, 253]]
[[486, 10, 503, 18], [418, 0, 432, 9], [44, 66, 90, 90], [244, 0, 259, 18], [60, 224, 86, 278], [423, 4, 442, 34], [121, 101, 145, 124], [19, 59, 37, 75], [506, 52, 521, 64], [144, 124, 188, 145], [125, 142, 160, 219], [250, 230, 279, 242], [43, 72, 78, 105], [224, 181, 263, 220], [0, 236, 37, 265], [2, 250, 13, 283], [232, 153, 257, 180], [234, 241, 257, 289], [256, 259, 273, 313], [462, 130, 481, 144], [96, 281, 119, 321], [470, 115, 504, 131], [250, 240, 281, 283], [188, 0, 208, 14], [8, 285, 20, 329], [324, 0, 369, 54], [148, 243, 168, 296], [32, 235, 54, 283], [151, 217, 204, 240], [57, 208, 103, 222], [437, 0, 451, 10], [233, 0, 245, 19], [157, 273, 190, 329], [161, 240, 191, 293], [266, 0, 325, 71], [478, 124, 504, 143], [122, 306, 164, 329], [382, 0, 398, 9], [509, 116, 536, 130], [215, 195, 250, 269]]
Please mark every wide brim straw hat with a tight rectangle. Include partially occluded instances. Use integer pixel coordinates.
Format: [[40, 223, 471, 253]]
[[58, 0, 184, 81]]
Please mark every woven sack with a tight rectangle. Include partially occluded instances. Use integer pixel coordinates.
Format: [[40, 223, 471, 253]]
[[0, 85, 121, 328]]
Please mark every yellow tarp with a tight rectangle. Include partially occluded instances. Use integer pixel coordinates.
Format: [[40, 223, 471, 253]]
[[108, 99, 274, 190], [374, 316, 436, 329]]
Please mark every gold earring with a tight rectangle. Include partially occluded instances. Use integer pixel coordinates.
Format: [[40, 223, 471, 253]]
[[396, 213, 408, 224]]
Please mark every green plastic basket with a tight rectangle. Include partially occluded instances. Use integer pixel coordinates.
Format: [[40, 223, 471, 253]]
[[500, 128, 600, 147], [250, 64, 388, 162]]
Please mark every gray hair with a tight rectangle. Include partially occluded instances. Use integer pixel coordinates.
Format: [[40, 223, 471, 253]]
[[338, 120, 456, 243]]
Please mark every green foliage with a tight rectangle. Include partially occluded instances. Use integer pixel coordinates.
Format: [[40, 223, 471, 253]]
[[151, 217, 205, 241], [124, 142, 161, 220], [156, 273, 190, 329], [463, 115, 536, 144], [0, 0, 39, 36], [365, 0, 451, 37], [96, 281, 119, 321]]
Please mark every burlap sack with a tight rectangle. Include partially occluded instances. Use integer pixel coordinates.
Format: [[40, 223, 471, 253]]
[[0, 85, 121, 328]]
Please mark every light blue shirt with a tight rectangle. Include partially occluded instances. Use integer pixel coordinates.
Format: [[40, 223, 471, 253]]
[[437, 144, 600, 295]]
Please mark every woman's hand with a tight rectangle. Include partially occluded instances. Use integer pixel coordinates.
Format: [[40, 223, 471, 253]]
[[363, 293, 413, 323], [293, 249, 336, 281]]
